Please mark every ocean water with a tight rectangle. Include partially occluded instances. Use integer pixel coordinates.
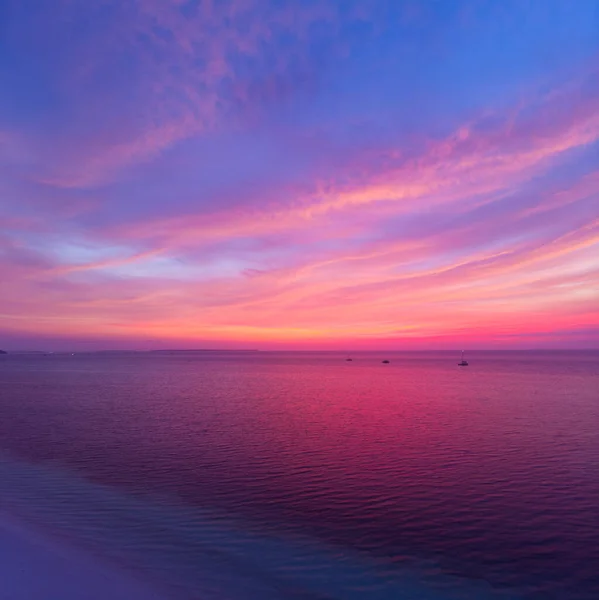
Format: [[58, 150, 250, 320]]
[[0, 350, 598, 599]]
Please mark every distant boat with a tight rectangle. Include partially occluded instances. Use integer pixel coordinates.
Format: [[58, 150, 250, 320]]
[[345, 354, 353, 361], [382, 359, 390, 364], [458, 350, 469, 366]]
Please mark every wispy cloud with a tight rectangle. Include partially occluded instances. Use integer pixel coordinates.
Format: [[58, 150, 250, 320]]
[[1, 1, 598, 348]]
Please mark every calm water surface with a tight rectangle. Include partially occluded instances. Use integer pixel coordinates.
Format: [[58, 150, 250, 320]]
[[1, 351, 598, 599]]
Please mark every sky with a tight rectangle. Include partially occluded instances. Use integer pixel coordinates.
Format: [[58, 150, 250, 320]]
[[1, 0, 598, 351]]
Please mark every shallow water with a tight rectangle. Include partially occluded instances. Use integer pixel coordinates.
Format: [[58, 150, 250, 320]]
[[1, 351, 598, 598]]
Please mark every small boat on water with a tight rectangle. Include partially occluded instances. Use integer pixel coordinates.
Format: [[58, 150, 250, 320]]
[[382, 359, 390, 364], [458, 350, 468, 366]]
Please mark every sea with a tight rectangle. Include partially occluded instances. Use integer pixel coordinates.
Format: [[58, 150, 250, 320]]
[[0, 350, 598, 599]]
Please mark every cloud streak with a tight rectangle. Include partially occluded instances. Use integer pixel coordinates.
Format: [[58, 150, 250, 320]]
[[0, 1, 598, 349]]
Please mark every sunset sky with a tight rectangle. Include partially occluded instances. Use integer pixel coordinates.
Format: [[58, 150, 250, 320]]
[[1, 0, 598, 351]]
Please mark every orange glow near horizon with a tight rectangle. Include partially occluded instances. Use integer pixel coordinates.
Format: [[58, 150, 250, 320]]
[[1, 2, 598, 351]]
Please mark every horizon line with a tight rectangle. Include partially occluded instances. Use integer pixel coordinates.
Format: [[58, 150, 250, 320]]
[[3, 347, 598, 354]]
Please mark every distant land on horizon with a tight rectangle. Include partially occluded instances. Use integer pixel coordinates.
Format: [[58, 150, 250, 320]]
[[151, 349, 260, 353], [0, 349, 262, 355]]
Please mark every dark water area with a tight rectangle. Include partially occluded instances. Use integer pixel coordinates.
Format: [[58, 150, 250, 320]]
[[1, 351, 598, 599]]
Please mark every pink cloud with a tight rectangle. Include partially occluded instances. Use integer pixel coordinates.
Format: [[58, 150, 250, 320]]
[[23, 0, 353, 189], [1, 10, 598, 349]]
